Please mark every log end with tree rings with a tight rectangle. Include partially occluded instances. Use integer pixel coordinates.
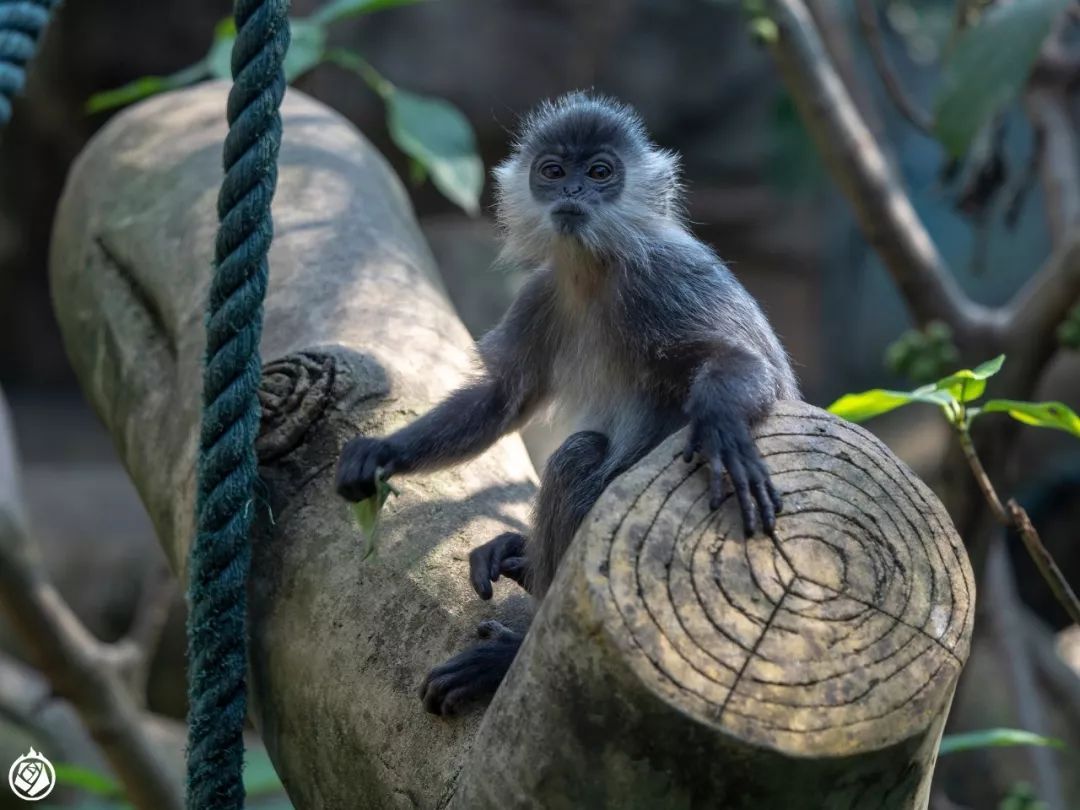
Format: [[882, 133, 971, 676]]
[[588, 399, 975, 757]]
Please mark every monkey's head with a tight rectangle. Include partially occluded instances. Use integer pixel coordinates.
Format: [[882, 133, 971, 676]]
[[494, 92, 683, 266]]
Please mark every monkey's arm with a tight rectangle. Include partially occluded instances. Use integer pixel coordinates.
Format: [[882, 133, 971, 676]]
[[336, 273, 554, 502], [681, 347, 784, 536]]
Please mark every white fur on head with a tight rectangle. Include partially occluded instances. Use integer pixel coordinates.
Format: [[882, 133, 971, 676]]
[[493, 92, 685, 268]]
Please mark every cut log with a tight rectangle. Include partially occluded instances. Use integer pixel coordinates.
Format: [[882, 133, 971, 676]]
[[50, 82, 974, 809]]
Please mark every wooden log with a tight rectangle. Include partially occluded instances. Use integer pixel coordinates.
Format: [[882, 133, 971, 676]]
[[49, 82, 974, 809], [455, 401, 975, 809]]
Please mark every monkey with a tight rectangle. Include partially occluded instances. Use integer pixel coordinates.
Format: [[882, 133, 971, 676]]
[[336, 92, 799, 717]]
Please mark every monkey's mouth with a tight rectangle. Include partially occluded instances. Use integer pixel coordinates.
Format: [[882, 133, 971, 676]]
[[550, 202, 588, 233]]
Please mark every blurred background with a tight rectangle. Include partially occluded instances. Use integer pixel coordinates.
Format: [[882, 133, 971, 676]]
[[0, 0, 1077, 807]]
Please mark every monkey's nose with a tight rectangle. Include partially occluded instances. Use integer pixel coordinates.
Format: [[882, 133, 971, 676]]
[[563, 184, 584, 197]]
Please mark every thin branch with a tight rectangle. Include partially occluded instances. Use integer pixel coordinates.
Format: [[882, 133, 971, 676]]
[[957, 427, 1009, 523], [119, 565, 178, 707], [1003, 234, 1080, 382], [854, 0, 933, 134], [764, 0, 995, 342], [1007, 499, 1080, 626], [955, 423, 1080, 626], [0, 391, 183, 810], [1026, 88, 1080, 250], [985, 534, 1067, 810]]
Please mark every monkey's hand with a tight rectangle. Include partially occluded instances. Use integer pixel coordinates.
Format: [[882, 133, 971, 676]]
[[469, 532, 529, 600], [680, 409, 782, 537], [335, 436, 402, 502]]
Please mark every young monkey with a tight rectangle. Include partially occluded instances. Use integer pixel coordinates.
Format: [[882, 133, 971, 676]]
[[336, 92, 799, 716]]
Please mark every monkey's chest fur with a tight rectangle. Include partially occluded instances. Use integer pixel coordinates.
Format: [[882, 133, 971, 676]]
[[550, 276, 688, 467]]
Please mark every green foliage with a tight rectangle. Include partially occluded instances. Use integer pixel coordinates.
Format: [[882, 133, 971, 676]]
[[826, 387, 956, 422], [933, 0, 1071, 156], [349, 471, 398, 560], [978, 399, 1080, 438], [1057, 303, 1080, 350], [47, 748, 293, 809], [938, 728, 1066, 756], [885, 321, 960, 385], [829, 354, 1080, 439], [85, 0, 482, 214], [311, 0, 428, 26], [999, 782, 1047, 810], [53, 764, 124, 799], [933, 354, 1004, 402]]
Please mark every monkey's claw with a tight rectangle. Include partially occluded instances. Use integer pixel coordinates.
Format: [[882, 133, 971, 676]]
[[420, 623, 523, 716], [469, 532, 529, 599], [681, 417, 783, 539]]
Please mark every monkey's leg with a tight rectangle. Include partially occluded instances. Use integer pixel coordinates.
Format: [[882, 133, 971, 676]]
[[526, 430, 612, 598], [423, 432, 613, 716]]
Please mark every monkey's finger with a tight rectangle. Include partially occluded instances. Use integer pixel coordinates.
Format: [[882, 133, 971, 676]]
[[707, 455, 727, 511], [681, 422, 702, 463], [469, 548, 495, 600], [724, 452, 757, 537], [765, 477, 783, 515], [476, 619, 515, 640], [499, 556, 528, 587], [752, 479, 776, 535]]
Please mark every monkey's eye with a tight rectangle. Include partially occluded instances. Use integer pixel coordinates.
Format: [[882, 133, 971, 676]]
[[587, 162, 613, 182], [539, 163, 565, 180]]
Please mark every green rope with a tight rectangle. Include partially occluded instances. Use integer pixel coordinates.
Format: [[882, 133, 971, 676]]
[[186, 0, 289, 807], [0, 0, 58, 127]]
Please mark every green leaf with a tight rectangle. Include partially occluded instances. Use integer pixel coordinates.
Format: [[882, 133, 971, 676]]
[[933, 0, 1071, 156], [827, 388, 955, 422], [932, 354, 1004, 402], [284, 21, 328, 82], [86, 63, 210, 113], [244, 747, 287, 799], [979, 399, 1080, 438], [384, 87, 484, 214], [939, 728, 1066, 756], [53, 764, 123, 799], [349, 472, 397, 560], [208, 20, 325, 83], [311, 0, 428, 26], [207, 34, 234, 80]]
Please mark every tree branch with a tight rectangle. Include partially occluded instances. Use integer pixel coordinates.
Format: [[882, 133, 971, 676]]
[[853, 0, 933, 134], [0, 390, 183, 810], [764, 0, 995, 342]]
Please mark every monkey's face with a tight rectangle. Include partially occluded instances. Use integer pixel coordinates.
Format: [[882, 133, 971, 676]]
[[528, 150, 624, 237]]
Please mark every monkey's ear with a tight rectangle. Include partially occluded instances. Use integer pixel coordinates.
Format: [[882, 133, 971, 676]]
[[647, 148, 684, 217]]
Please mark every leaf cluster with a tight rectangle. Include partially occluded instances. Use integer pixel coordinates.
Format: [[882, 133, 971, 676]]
[[86, 0, 483, 214]]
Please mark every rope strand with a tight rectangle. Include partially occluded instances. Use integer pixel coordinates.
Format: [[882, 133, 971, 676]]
[[186, 2, 289, 808]]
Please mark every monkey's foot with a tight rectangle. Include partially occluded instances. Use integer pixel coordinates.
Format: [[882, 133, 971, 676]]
[[420, 621, 523, 716], [469, 531, 530, 600]]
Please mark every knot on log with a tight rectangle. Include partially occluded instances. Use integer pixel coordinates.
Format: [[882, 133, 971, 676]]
[[257, 351, 340, 462], [585, 400, 975, 756]]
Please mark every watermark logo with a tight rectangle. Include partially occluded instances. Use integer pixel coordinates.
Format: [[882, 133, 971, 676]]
[[8, 748, 55, 801]]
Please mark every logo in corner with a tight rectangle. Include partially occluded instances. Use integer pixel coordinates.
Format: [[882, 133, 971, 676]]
[[8, 748, 55, 801]]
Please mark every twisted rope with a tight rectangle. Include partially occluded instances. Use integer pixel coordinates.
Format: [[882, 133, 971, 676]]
[[0, 0, 58, 127], [186, 1, 290, 807]]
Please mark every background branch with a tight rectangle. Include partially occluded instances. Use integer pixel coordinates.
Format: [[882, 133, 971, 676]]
[[854, 0, 934, 134], [764, 0, 995, 344], [0, 388, 183, 810]]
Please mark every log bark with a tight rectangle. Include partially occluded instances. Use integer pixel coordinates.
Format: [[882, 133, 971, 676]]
[[50, 82, 975, 809]]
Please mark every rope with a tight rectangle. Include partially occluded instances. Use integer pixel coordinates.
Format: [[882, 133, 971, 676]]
[[186, 0, 289, 807], [0, 0, 58, 127]]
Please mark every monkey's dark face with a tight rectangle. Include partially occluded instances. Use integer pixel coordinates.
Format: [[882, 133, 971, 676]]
[[529, 150, 625, 236]]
